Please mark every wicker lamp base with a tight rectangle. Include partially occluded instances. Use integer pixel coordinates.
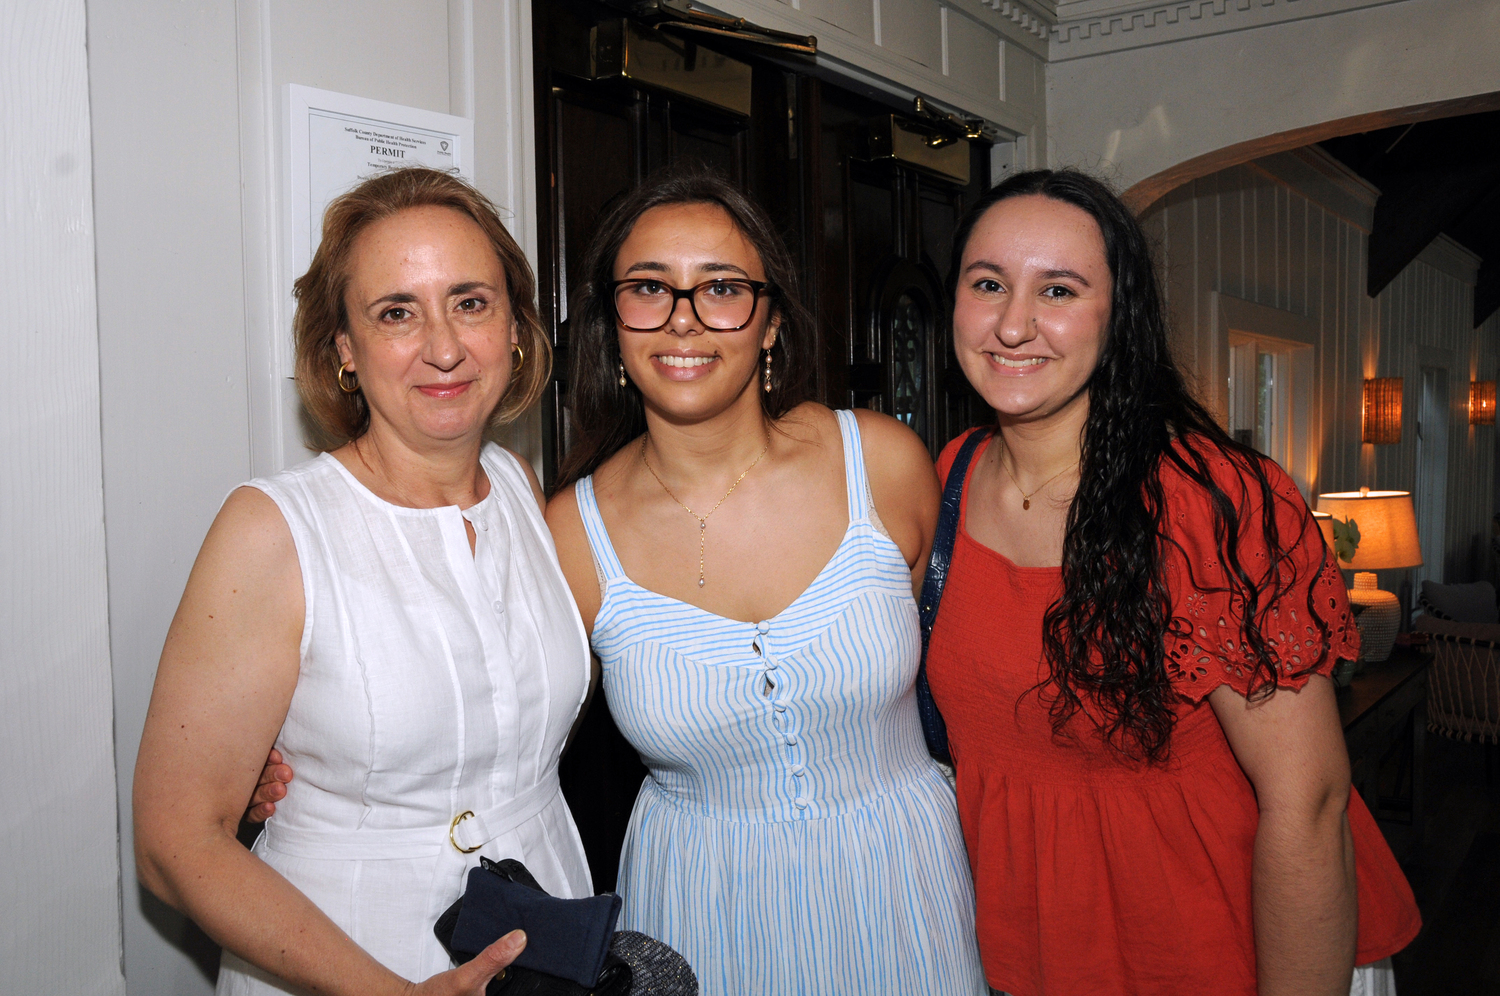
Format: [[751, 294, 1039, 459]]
[[1348, 572, 1400, 663]]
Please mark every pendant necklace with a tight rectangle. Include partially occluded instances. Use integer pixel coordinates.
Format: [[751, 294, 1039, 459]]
[[997, 447, 1078, 511], [641, 430, 771, 588]]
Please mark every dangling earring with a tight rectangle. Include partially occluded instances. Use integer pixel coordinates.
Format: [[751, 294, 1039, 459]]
[[337, 362, 359, 394], [763, 349, 773, 393], [510, 342, 525, 375], [618, 361, 628, 387]]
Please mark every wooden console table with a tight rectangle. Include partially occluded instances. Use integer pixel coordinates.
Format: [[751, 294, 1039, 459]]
[[1337, 647, 1428, 843]]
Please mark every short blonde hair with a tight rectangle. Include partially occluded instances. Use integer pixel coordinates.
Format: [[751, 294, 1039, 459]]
[[292, 167, 550, 445]]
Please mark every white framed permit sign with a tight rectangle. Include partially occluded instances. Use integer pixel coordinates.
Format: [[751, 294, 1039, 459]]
[[273, 85, 474, 463], [285, 84, 473, 285]]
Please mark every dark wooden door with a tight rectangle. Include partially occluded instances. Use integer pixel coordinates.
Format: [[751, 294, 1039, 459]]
[[808, 85, 990, 454], [533, 0, 988, 889]]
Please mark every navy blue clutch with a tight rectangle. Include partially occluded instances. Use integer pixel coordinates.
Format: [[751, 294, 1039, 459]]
[[436, 857, 624, 993]]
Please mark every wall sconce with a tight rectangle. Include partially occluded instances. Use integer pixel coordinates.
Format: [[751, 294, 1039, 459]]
[[1470, 380, 1496, 425], [1361, 378, 1403, 444]]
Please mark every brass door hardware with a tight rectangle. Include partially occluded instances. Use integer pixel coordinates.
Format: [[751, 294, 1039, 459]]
[[603, 0, 817, 54], [911, 96, 998, 146], [591, 18, 754, 116], [869, 114, 972, 184]]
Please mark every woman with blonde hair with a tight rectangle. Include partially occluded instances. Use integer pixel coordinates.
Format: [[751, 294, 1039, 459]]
[[134, 167, 589, 996]]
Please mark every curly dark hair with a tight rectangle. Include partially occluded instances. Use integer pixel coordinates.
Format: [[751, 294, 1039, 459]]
[[555, 167, 815, 488], [949, 169, 1331, 762]]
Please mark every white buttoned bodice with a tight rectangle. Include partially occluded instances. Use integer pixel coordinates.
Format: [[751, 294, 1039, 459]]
[[216, 444, 591, 994]]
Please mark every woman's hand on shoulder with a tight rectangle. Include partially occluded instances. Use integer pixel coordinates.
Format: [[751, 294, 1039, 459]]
[[852, 409, 941, 579]]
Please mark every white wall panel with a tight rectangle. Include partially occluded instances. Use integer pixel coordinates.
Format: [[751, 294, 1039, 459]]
[[795, 0, 877, 42], [1003, 43, 1041, 118], [87, 2, 259, 992], [945, 9, 1002, 102], [880, 0, 943, 68], [269, 0, 452, 113], [1143, 158, 1495, 594], [1, 1, 125, 993], [1372, 255, 1494, 585]]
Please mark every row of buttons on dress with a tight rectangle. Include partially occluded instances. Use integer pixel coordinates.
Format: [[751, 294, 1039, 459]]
[[466, 510, 508, 617], [757, 620, 810, 812]]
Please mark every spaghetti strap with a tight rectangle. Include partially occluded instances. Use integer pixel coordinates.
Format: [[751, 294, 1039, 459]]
[[584, 405, 986, 994], [573, 476, 627, 581], [834, 409, 870, 522]]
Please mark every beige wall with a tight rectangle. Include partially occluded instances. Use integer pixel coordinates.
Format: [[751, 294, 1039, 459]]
[[1, 2, 125, 992], [1049, 0, 1500, 205], [1143, 153, 1496, 594]]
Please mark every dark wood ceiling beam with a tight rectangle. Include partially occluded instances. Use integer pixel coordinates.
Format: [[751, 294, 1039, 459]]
[[1477, 257, 1499, 329], [1368, 168, 1500, 297], [1445, 182, 1500, 329]]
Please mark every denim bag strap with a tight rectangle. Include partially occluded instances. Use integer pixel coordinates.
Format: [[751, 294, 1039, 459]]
[[915, 427, 991, 765]]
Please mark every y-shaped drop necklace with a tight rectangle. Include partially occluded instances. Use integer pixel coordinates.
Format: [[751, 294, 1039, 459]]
[[997, 446, 1078, 511], [641, 429, 770, 588]]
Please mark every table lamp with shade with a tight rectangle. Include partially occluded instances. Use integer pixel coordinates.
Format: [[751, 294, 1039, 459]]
[[1314, 489, 1422, 662]]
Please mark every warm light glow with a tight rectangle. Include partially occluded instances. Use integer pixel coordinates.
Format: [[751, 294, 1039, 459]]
[[1361, 378, 1402, 444], [1470, 380, 1496, 426], [1312, 510, 1335, 552], [1315, 490, 1422, 571]]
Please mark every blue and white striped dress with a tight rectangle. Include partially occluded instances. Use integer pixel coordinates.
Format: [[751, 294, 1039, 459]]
[[575, 409, 986, 995]]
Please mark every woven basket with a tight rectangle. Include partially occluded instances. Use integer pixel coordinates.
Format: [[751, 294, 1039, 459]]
[[1426, 635, 1500, 744]]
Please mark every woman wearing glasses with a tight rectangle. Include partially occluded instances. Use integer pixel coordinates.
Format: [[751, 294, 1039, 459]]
[[544, 171, 987, 994]]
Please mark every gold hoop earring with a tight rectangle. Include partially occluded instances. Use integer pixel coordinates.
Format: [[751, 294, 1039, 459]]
[[618, 361, 628, 388], [510, 342, 525, 375], [337, 362, 359, 394], [763, 349, 773, 393]]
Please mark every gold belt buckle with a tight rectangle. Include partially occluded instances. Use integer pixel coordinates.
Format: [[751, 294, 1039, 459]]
[[448, 810, 481, 853]]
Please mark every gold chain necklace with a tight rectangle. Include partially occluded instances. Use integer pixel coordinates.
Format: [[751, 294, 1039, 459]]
[[996, 447, 1078, 511], [641, 431, 771, 588]]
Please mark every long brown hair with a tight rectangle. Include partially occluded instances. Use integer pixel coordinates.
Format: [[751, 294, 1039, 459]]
[[949, 169, 1334, 762], [554, 167, 814, 489]]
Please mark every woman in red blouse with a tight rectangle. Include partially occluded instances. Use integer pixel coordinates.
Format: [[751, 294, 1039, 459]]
[[926, 169, 1420, 996]]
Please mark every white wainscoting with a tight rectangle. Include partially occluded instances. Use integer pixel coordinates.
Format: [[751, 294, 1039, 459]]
[[1, 1, 125, 993], [1142, 152, 1497, 591]]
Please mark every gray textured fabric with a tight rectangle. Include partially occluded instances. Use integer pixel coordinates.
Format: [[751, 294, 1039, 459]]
[[1411, 612, 1500, 645], [1420, 579, 1499, 623], [610, 931, 698, 995]]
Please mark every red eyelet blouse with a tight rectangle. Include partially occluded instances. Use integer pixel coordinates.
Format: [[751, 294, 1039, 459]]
[[927, 430, 1421, 996]]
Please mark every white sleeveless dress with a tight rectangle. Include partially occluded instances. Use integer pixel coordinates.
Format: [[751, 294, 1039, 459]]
[[216, 443, 592, 994]]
